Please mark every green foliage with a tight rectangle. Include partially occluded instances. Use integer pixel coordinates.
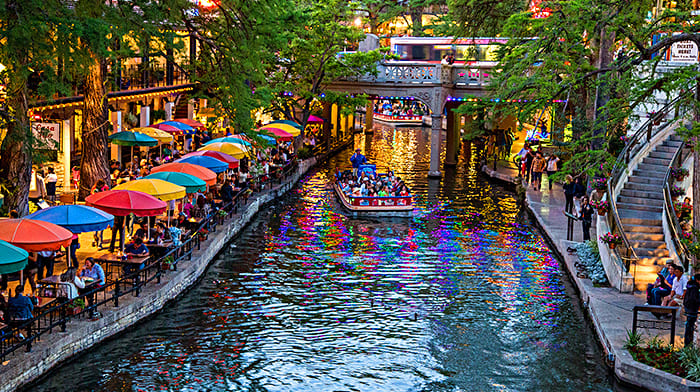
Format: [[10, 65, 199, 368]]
[[297, 146, 314, 160], [623, 329, 642, 350]]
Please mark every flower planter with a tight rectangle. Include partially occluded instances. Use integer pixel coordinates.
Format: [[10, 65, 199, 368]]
[[608, 243, 616, 250], [598, 208, 607, 216], [71, 307, 83, 316]]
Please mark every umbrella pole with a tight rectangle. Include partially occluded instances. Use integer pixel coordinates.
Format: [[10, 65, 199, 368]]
[[67, 245, 72, 268]]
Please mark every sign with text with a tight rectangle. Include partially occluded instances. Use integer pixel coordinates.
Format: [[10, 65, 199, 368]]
[[31, 122, 60, 150], [669, 41, 699, 63]]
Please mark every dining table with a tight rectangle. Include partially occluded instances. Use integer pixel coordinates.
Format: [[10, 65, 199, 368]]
[[96, 252, 150, 281]]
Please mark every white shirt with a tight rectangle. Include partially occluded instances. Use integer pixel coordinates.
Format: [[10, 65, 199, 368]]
[[46, 173, 58, 183], [60, 276, 85, 300], [547, 157, 559, 172], [672, 274, 689, 297]]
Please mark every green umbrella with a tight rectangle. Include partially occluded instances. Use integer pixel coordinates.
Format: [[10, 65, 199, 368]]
[[109, 131, 158, 164], [0, 239, 28, 274], [144, 172, 207, 194], [108, 131, 159, 146]]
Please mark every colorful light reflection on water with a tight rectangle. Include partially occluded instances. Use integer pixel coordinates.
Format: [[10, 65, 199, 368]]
[[32, 125, 612, 392]]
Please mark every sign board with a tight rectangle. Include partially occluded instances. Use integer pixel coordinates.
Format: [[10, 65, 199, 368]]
[[31, 122, 60, 150], [669, 41, 699, 63]]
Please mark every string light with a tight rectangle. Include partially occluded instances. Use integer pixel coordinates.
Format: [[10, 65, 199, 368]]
[[446, 96, 568, 103]]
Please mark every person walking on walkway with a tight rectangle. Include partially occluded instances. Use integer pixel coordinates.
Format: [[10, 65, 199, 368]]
[[579, 196, 594, 241], [563, 175, 575, 213], [546, 154, 559, 190], [684, 273, 700, 347], [530, 151, 546, 191]]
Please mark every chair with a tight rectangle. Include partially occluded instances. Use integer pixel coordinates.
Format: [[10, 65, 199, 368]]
[[59, 193, 75, 205]]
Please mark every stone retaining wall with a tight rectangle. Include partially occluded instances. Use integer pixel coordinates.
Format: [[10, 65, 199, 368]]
[[2, 158, 318, 392]]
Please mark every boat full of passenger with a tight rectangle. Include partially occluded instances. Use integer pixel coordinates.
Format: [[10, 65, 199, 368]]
[[333, 164, 413, 217]]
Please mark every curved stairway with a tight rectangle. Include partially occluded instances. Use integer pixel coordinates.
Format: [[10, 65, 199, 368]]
[[616, 133, 683, 290]]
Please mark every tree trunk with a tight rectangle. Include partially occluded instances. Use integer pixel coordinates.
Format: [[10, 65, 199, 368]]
[[410, 9, 423, 37], [592, 27, 615, 151], [78, 53, 111, 199], [0, 81, 32, 216]]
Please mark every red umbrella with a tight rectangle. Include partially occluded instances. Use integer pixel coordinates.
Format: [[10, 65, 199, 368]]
[[183, 150, 239, 169], [257, 127, 294, 142], [307, 115, 324, 124], [85, 190, 167, 217], [0, 219, 73, 252], [150, 123, 185, 134], [150, 162, 217, 186], [173, 118, 205, 128]]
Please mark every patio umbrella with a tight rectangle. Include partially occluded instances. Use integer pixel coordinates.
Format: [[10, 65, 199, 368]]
[[268, 119, 303, 130], [128, 127, 173, 144], [198, 142, 249, 159], [150, 162, 217, 186], [205, 137, 252, 147], [27, 205, 114, 233], [159, 121, 195, 132], [174, 118, 205, 128], [261, 123, 300, 137], [145, 172, 207, 194], [0, 240, 28, 274], [258, 134, 277, 145], [183, 150, 239, 169], [108, 131, 159, 147], [258, 127, 294, 142], [113, 179, 186, 202], [0, 219, 73, 252], [307, 115, 324, 124], [86, 190, 167, 217], [176, 155, 228, 174], [109, 131, 159, 164], [151, 122, 191, 135]]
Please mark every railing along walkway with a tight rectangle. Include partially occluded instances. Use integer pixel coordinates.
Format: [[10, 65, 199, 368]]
[[0, 158, 301, 363]]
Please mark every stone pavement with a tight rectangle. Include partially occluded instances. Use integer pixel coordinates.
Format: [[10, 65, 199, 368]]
[[482, 161, 699, 392]]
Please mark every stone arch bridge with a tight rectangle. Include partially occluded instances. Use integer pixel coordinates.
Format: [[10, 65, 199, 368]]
[[325, 62, 494, 177]]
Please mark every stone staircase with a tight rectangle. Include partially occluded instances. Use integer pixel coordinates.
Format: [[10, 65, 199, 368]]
[[616, 133, 683, 290]]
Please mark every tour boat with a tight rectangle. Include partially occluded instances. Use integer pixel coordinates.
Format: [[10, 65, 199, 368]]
[[333, 165, 414, 218], [373, 112, 425, 126]]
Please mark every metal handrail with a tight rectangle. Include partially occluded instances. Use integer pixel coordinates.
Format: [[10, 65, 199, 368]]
[[0, 158, 304, 362], [606, 87, 695, 272], [663, 143, 691, 271]]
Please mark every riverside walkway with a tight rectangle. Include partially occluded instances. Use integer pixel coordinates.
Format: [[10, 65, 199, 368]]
[[482, 162, 697, 392], [0, 154, 332, 392]]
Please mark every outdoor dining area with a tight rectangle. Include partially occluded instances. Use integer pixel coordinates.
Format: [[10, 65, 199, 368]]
[[0, 118, 307, 363]]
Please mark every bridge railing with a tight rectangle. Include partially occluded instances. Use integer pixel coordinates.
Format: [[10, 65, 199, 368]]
[[345, 62, 494, 86]]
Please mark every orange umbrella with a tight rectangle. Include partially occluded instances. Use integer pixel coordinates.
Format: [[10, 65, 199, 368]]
[[0, 219, 73, 252], [150, 162, 217, 186]]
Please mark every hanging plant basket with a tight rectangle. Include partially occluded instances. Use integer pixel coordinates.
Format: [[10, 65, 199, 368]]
[[609, 242, 616, 250]]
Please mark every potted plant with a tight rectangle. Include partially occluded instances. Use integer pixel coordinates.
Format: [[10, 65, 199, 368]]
[[198, 228, 209, 241], [670, 167, 689, 182], [600, 232, 623, 249], [670, 184, 686, 199], [593, 200, 610, 216], [162, 255, 175, 271], [592, 178, 608, 192], [68, 298, 86, 316]]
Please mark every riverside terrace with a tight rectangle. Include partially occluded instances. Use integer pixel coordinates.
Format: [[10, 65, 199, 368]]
[[0, 156, 309, 389]]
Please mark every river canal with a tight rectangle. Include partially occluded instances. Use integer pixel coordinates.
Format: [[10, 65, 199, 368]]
[[33, 125, 614, 391]]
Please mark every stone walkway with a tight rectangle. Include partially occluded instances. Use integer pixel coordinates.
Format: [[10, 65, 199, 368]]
[[482, 161, 697, 392]]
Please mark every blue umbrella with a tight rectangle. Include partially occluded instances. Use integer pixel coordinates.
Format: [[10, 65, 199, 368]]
[[160, 121, 194, 131], [258, 134, 277, 145], [176, 155, 228, 173], [205, 137, 252, 147], [0, 239, 28, 274], [27, 205, 115, 233]]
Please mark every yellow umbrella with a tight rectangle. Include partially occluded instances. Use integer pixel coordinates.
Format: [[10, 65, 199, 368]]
[[128, 127, 174, 144], [261, 123, 301, 137], [113, 179, 186, 201], [198, 142, 250, 159]]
